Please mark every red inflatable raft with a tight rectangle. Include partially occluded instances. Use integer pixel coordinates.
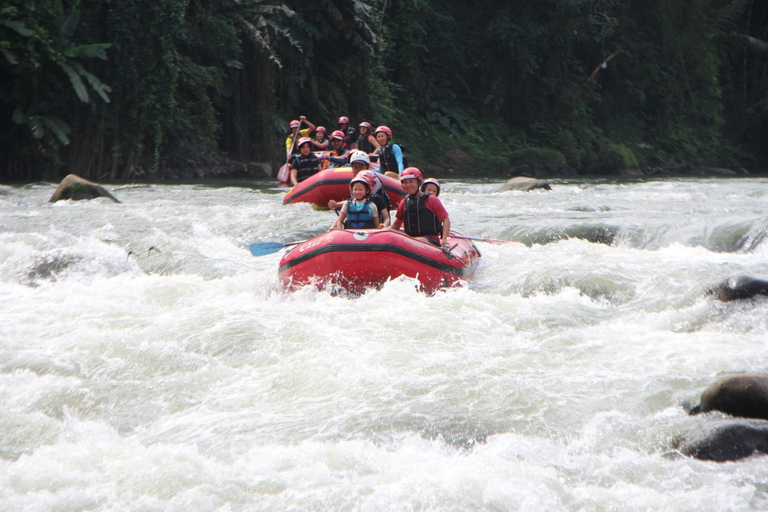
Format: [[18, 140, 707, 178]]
[[278, 229, 481, 293], [282, 167, 406, 208]]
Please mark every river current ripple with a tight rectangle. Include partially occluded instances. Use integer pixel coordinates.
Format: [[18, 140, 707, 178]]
[[0, 177, 767, 511]]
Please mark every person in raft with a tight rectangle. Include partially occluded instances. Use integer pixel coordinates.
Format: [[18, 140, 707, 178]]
[[327, 151, 391, 226], [337, 116, 358, 150], [330, 174, 380, 230], [375, 126, 405, 179], [389, 167, 451, 248], [421, 177, 440, 196], [285, 116, 316, 159], [323, 130, 350, 168], [288, 137, 322, 186], [310, 126, 329, 151], [357, 121, 381, 157]]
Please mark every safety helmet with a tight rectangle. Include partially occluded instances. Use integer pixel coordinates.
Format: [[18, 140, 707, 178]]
[[349, 150, 370, 166], [315, 126, 326, 135], [374, 126, 392, 138], [359, 121, 373, 131], [330, 130, 345, 141], [289, 120, 301, 129], [297, 137, 312, 148], [338, 116, 350, 125], [400, 167, 423, 182], [358, 170, 378, 188], [421, 178, 441, 196], [349, 175, 372, 196]]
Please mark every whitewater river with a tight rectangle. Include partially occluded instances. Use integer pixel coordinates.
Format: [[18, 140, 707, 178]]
[[1, 177, 767, 511]]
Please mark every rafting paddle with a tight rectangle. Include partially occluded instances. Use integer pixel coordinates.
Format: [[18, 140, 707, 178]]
[[450, 234, 520, 245], [249, 240, 305, 256], [277, 118, 303, 183]]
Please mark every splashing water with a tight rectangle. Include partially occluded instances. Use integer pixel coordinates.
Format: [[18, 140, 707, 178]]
[[1, 177, 767, 510]]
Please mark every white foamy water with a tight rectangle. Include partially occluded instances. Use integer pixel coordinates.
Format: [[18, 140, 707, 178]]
[[1, 177, 767, 511]]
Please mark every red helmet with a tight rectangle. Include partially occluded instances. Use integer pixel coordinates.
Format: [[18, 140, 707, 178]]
[[374, 126, 392, 138], [400, 167, 422, 182], [421, 178, 440, 196], [289, 120, 301, 129], [297, 137, 312, 147], [330, 130, 345, 141], [349, 175, 372, 196], [315, 126, 326, 135], [359, 121, 372, 131], [338, 116, 349, 125]]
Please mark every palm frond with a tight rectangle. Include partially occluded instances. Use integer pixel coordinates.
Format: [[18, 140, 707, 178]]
[[58, 61, 89, 102]]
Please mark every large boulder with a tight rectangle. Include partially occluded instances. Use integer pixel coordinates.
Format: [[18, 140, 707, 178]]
[[708, 275, 768, 301], [49, 174, 120, 203], [689, 374, 768, 420], [676, 419, 768, 461], [499, 176, 552, 192]]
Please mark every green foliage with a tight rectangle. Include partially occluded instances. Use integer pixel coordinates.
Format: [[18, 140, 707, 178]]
[[592, 143, 639, 174], [509, 147, 569, 175], [2, 0, 768, 180]]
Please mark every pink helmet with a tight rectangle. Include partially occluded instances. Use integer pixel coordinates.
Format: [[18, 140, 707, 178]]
[[374, 126, 392, 138], [359, 121, 372, 131], [330, 130, 345, 141], [358, 170, 378, 187], [289, 120, 301, 129], [400, 167, 423, 182], [338, 116, 350, 125], [421, 178, 440, 196], [350, 175, 372, 196], [315, 126, 326, 135], [297, 137, 312, 147]]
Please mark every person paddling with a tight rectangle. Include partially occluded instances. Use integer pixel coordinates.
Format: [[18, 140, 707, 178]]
[[375, 126, 405, 178], [288, 137, 322, 186], [389, 167, 451, 248], [330, 174, 379, 230], [285, 116, 316, 159]]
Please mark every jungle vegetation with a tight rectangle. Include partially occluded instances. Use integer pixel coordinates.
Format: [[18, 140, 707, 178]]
[[1, 0, 767, 181]]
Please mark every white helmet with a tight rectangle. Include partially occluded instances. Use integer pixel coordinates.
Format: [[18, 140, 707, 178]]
[[349, 150, 370, 166]]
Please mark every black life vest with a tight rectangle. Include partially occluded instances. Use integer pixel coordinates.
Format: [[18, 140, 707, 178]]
[[378, 143, 407, 174], [290, 153, 320, 182], [403, 194, 441, 237], [344, 199, 377, 229], [340, 127, 357, 149], [357, 133, 376, 154], [370, 193, 388, 222]]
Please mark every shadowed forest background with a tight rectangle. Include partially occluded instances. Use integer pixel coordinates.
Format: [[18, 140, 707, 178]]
[[2, 0, 768, 181]]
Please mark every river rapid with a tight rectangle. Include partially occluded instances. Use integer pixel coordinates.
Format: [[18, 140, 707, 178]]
[[1, 177, 767, 511]]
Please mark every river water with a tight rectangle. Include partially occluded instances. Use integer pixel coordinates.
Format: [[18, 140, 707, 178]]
[[1, 177, 767, 511]]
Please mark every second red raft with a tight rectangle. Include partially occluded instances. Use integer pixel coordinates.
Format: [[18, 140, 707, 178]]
[[282, 167, 406, 208]]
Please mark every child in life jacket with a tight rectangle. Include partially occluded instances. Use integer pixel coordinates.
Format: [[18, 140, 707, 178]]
[[421, 178, 440, 196], [328, 151, 391, 227], [330, 174, 380, 230]]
